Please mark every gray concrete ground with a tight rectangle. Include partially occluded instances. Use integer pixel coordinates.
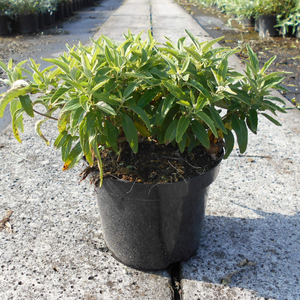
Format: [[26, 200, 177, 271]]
[[0, 0, 300, 299]]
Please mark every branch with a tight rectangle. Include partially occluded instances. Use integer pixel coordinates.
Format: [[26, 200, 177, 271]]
[[33, 109, 58, 121]]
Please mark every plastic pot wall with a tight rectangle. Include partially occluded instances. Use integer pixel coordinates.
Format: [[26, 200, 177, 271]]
[[96, 160, 222, 270], [0, 15, 9, 35], [258, 15, 278, 38], [15, 14, 39, 34]]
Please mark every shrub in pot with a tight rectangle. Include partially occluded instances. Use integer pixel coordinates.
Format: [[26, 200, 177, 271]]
[[8, 0, 40, 34], [0, 30, 288, 270]]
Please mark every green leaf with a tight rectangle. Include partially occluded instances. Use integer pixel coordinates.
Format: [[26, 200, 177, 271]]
[[90, 136, 103, 187], [35, 119, 50, 145], [137, 88, 160, 108], [61, 98, 81, 113], [202, 36, 224, 53], [62, 142, 83, 171], [246, 109, 258, 134], [259, 55, 276, 74], [195, 111, 218, 137], [189, 79, 212, 100], [128, 105, 151, 129], [162, 80, 188, 100], [19, 95, 34, 117], [124, 81, 141, 99], [261, 113, 282, 126], [176, 115, 190, 143], [105, 121, 119, 152], [96, 101, 117, 115], [164, 118, 179, 144], [223, 130, 234, 159], [208, 106, 227, 134], [0, 86, 33, 118], [191, 121, 210, 148], [178, 132, 187, 153], [61, 136, 74, 162], [246, 44, 259, 73], [43, 58, 69, 74], [51, 87, 71, 104], [54, 131, 68, 149], [121, 114, 138, 153], [231, 114, 248, 153]]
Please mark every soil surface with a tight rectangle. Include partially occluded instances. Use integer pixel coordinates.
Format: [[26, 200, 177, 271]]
[[177, 1, 300, 109], [82, 141, 222, 185]]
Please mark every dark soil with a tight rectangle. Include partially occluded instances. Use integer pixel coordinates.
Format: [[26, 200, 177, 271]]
[[83, 141, 222, 185], [178, 0, 300, 109]]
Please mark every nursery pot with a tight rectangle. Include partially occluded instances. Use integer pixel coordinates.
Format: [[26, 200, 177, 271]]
[[55, 2, 65, 21], [15, 14, 39, 34], [64, 2, 70, 18], [38, 13, 45, 31], [258, 15, 278, 38], [95, 159, 222, 270], [0, 15, 9, 36], [241, 17, 254, 28]]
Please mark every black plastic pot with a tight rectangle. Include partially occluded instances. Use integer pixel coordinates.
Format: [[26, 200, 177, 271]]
[[15, 13, 39, 34], [55, 3, 64, 21], [241, 17, 254, 28], [258, 15, 278, 38], [38, 13, 45, 31], [0, 15, 9, 36], [64, 2, 70, 18], [96, 160, 222, 270]]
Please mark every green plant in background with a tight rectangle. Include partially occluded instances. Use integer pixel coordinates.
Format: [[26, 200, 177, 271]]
[[276, 2, 300, 36], [0, 0, 10, 16], [8, 0, 41, 15], [0, 30, 288, 185]]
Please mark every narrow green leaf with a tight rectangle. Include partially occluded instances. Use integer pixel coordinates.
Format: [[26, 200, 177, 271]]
[[191, 121, 210, 148], [0, 86, 33, 117], [124, 81, 141, 99], [178, 132, 187, 153], [122, 114, 138, 153], [90, 136, 103, 187], [202, 36, 224, 53], [261, 113, 282, 126], [195, 111, 218, 137], [208, 106, 227, 133], [51, 87, 71, 104], [43, 58, 69, 74], [19, 95, 34, 117], [128, 105, 151, 129], [223, 130, 234, 159], [105, 120, 119, 152], [246, 44, 259, 73], [246, 109, 258, 134], [164, 118, 179, 144], [54, 130, 68, 149], [231, 114, 248, 153], [162, 80, 188, 100], [96, 101, 116, 115], [176, 115, 190, 143], [62, 142, 83, 171]]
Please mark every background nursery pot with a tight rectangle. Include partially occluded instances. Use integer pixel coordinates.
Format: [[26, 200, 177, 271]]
[[0, 30, 289, 270], [96, 160, 221, 270]]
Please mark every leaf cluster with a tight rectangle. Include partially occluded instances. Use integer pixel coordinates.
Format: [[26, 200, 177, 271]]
[[0, 30, 288, 185]]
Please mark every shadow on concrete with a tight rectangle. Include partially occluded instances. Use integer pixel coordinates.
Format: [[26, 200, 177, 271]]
[[181, 204, 300, 299]]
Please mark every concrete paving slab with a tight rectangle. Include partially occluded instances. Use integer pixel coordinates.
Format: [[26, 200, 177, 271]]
[[0, 116, 173, 299]]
